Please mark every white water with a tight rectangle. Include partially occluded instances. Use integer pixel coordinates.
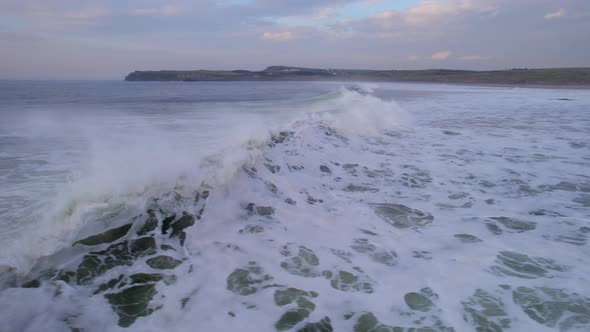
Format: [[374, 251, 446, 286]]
[[0, 82, 589, 331]]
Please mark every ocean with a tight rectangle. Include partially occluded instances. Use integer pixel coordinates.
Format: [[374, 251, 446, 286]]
[[0, 80, 589, 331]]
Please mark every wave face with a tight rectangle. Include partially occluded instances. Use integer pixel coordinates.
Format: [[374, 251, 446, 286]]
[[1, 81, 590, 331]]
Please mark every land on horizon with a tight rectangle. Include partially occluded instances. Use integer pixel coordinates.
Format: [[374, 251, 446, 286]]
[[125, 66, 590, 86]]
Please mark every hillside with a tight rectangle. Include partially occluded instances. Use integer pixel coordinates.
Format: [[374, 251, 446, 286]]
[[124, 66, 590, 86]]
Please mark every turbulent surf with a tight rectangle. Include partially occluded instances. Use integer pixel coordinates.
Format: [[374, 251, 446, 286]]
[[0, 81, 589, 331]]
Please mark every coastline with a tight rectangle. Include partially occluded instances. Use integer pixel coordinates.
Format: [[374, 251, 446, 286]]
[[124, 66, 590, 88]]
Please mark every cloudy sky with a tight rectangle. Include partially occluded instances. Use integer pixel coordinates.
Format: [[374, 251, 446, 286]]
[[1, 0, 589, 79]]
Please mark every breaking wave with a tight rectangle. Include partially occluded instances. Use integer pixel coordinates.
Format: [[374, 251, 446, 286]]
[[1, 81, 588, 332]]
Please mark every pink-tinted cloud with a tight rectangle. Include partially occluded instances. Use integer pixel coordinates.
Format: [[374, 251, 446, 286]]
[[261, 31, 295, 41], [431, 50, 451, 60], [373, 0, 498, 27], [459, 55, 492, 60]]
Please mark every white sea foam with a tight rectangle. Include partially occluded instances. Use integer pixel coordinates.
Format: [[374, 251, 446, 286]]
[[0, 82, 589, 331], [0, 86, 409, 273]]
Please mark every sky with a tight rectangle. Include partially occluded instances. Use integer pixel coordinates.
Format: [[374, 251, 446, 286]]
[[0, 0, 589, 79]]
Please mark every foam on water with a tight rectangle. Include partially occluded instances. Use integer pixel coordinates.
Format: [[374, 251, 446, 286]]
[[0, 85, 408, 273], [0, 81, 589, 332]]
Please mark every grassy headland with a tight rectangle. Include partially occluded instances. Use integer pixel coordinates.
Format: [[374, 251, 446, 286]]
[[125, 66, 590, 86]]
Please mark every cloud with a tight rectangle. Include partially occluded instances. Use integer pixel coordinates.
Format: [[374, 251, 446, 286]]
[[544, 8, 566, 20], [360, 0, 385, 5], [261, 31, 295, 41], [459, 55, 491, 60], [372, 0, 498, 27], [331, 0, 501, 42], [0, 28, 43, 43], [1, 0, 590, 78], [314, 7, 336, 20], [431, 50, 451, 60], [63, 8, 110, 20], [132, 6, 181, 16], [26, 7, 111, 28]]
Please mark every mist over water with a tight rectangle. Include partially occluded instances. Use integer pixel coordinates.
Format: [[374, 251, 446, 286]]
[[0, 81, 589, 331]]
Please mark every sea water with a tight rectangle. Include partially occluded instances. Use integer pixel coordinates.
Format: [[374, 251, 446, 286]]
[[0, 81, 589, 331]]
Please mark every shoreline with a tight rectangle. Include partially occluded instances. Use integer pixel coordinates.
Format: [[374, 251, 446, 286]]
[[125, 78, 590, 90]]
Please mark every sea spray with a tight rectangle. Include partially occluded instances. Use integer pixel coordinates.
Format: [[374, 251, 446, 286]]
[[0, 81, 588, 331]]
